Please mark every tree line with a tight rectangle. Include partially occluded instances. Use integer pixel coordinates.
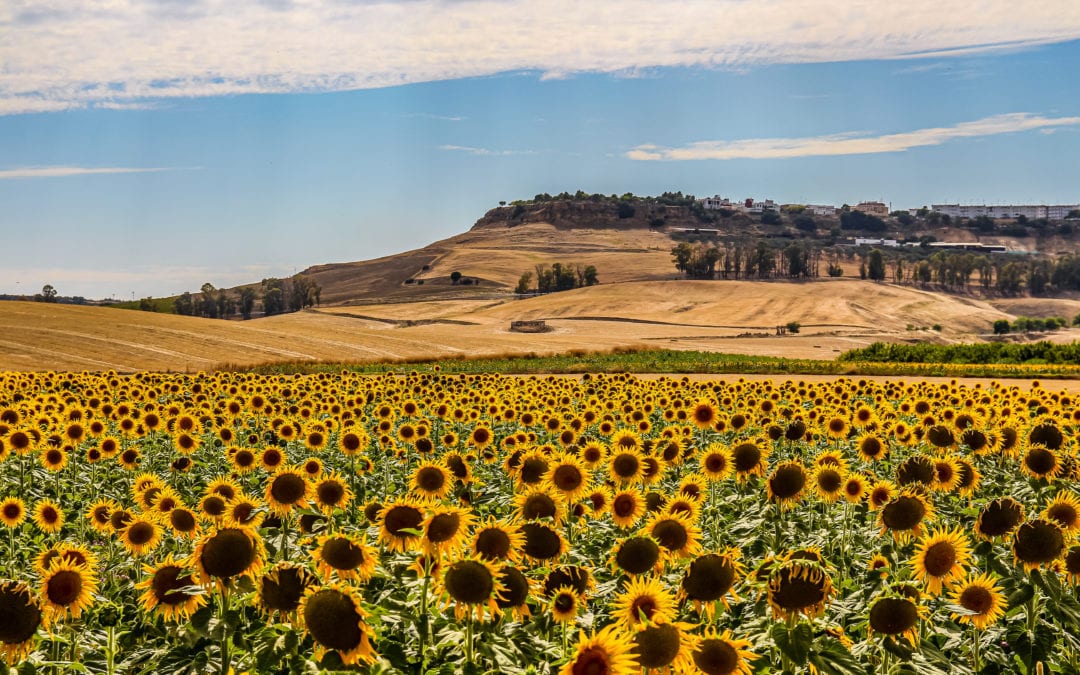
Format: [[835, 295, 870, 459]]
[[515, 263, 598, 294], [671, 241, 822, 279], [167, 275, 322, 320]]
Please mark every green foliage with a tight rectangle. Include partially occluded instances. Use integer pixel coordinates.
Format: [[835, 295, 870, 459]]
[[760, 210, 782, 225], [838, 340, 1080, 365], [616, 202, 635, 219], [793, 214, 817, 232], [867, 249, 886, 281], [993, 319, 1011, 334], [785, 321, 801, 334], [514, 272, 532, 295], [839, 210, 887, 232]]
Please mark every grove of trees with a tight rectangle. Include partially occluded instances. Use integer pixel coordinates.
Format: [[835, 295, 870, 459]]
[[516, 263, 598, 294], [170, 274, 321, 320]]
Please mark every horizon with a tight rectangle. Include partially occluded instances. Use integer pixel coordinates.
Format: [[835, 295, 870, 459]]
[[3, 1, 1080, 298]]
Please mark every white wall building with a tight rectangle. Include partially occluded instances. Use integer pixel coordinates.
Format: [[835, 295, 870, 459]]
[[699, 196, 735, 210], [805, 204, 836, 217], [932, 204, 1080, 220]]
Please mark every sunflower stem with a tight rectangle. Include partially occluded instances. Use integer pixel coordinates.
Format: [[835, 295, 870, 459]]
[[280, 513, 290, 561], [219, 583, 232, 675], [106, 624, 116, 675], [971, 625, 981, 673], [419, 561, 432, 662], [465, 613, 474, 666]]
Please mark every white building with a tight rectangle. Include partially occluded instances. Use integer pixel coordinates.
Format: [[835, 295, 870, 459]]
[[746, 199, 779, 214], [931, 204, 1080, 220], [699, 196, 735, 211], [854, 238, 900, 247], [805, 204, 837, 217]]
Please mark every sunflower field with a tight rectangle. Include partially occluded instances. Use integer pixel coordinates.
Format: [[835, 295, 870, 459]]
[[2, 370, 1080, 674]]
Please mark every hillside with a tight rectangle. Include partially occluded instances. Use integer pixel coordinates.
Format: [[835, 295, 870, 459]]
[[5, 280, 1078, 371]]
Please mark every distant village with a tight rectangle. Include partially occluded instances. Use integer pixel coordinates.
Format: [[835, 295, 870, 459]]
[[692, 196, 1080, 254]]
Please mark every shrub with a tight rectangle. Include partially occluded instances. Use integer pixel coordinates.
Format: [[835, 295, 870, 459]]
[[616, 202, 636, 219], [786, 321, 801, 334], [993, 319, 1011, 335]]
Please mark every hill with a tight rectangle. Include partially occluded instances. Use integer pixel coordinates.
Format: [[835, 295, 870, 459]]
[[4, 279, 1078, 371]]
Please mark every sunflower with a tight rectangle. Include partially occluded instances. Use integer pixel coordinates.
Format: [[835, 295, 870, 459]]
[[644, 511, 702, 560], [120, 516, 163, 557], [878, 490, 935, 542], [514, 487, 565, 524], [841, 474, 867, 503], [691, 629, 757, 675], [610, 490, 646, 529], [192, 526, 266, 586], [579, 441, 608, 469], [0, 497, 26, 528], [609, 449, 644, 485], [1064, 545, 1080, 585], [34, 543, 97, 574], [909, 526, 972, 595], [300, 584, 378, 666], [471, 516, 525, 563], [975, 497, 1025, 541], [223, 495, 264, 529], [136, 554, 207, 622], [545, 453, 590, 502], [767, 560, 833, 620], [631, 620, 697, 675], [312, 472, 352, 514], [438, 555, 505, 621], [868, 594, 924, 645], [585, 487, 613, 519], [422, 505, 475, 557], [258, 562, 317, 620], [679, 550, 742, 618], [39, 559, 97, 627], [265, 467, 312, 514], [549, 585, 580, 624], [496, 566, 532, 621], [765, 462, 807, 508], [39, 447, 67, 472], [559, 624, 638, 675], [896, 455, 935, 487], [1021, 444, 1062, 481], [611, 535, 663, 576], [856, 433, 888, 462], [167, 507, 202, 538], [612, 576, 677, 629], [931, 456, 962, 493], [261, 447, 286, 472], [699, 444, 732, 481], [520, 521, 567, 563], [868, 555, 890, 578], [1012, 519, 1066, 572], [690, 401, 719, 429], [824, 415, 849, 439], [377, 498, 426, 553], [312, 532, 378, 582], [410, 461, 453, 501], [948, 572, 1005, 630], [954, 458, 982, 498], [730, 439, 769, 480], [338, 430, 368, 456], [1042, 491, 1080, 534], [33, 500, 64, 534], [0, 580, 40, 665]]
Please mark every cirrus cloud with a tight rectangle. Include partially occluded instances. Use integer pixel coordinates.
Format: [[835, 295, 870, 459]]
[[2, 1, 1080, 115], [625, 113, 1080, 161]]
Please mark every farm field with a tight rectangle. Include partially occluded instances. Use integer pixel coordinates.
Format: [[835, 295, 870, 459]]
[[4, 278, 1078, 373], [1, 369, 1078, 674]]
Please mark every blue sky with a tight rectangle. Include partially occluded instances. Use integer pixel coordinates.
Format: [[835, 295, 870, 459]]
[[2, 1, 1080, 299]]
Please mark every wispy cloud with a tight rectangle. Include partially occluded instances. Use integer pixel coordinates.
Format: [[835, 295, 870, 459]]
[[626, 113, 1080, 161], [403, 113, 466, 122], [439, 145, 536, 157], [2, 1, 1079, 115], [0, 166, 195, 179]]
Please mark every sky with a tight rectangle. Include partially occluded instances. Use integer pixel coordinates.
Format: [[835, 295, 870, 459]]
[[2, 1, 1080, 299]]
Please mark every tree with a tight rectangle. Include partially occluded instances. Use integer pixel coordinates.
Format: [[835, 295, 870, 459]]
[[993, 319, 1011, 335], [238, 287, 256, 320], [1067, 209, 1080, 219], [199, 283, 219, 318], [139, 297, 158, 312], [450, 271, 462, 285], [38, 284, 58, 302], [515, 272, 533, 295], [616, 202, 636, 219], [760, 211, 782, 225], [793, 215, 816, 232], [261, 278, 287, 316], [580, 265, 598, 286], [173, 292, 195, 316], [867, 249, 886, 281]]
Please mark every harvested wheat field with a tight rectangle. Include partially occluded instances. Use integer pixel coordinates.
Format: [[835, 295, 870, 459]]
[[0, 278, 1060, 372]]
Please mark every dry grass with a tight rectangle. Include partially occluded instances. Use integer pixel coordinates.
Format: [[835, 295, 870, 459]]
[[0, 276, 1052, 372]]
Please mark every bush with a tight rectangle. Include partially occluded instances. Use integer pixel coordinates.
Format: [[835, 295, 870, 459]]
[[993, 319, 1011, 335], [827, 265, 843, 277], [760, 211, 782, 225], [616, 202, 636, 219], [932, 324, 943, 332], [786, 321, 801, 334], [1073, 313, 1080, 326], [793, 215, 816, 232]]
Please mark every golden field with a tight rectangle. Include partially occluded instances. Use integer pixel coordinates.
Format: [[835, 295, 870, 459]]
[[2, 277, 1078, 372]]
